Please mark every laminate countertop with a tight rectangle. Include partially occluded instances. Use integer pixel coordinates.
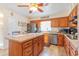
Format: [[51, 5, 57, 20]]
[[6, 33, 44, 43]]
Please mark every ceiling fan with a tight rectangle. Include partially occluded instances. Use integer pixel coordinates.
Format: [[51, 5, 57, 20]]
[[17, 3, 48, 13]]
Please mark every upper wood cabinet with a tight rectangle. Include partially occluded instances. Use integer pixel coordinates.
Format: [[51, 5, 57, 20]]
[[51, 18, 59, 27], [72, 6, 77, 17], [51, 17, 68, 27], [59, 17, 68, 27], [68, 5, 77, 21]]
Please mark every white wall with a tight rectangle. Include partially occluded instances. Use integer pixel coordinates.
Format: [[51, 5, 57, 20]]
[[0, 5, 30, 49]]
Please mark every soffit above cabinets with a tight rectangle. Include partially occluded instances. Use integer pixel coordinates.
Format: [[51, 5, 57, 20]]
[[0, 3, 77, 19]]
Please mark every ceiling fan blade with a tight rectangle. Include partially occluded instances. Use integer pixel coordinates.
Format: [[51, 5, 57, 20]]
[[18, 5, 29, 7], [37, 8, 43, 12], [37, 3, 43, 7]]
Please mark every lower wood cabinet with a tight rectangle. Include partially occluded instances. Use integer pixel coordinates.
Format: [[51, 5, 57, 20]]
[[9, 35, 44, 56], [58, 33, 64, 46], [23, 46, 33, 56], [69, 43, 78, 56], [33, 42, 39, 56], [64, 35, 78, 56], [38, 35, 44, 53], [64, 36, 70, 56]]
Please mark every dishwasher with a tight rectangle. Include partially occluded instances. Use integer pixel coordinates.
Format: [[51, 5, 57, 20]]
[[48, 34, 58, 45]]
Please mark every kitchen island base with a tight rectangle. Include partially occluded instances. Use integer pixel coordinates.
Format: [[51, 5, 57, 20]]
[[9, 34, 44, 56]]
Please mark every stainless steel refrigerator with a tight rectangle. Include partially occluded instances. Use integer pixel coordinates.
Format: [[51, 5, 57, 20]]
[[27, 23, 38, 33]]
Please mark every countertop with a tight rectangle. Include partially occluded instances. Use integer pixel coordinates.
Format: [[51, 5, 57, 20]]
[[6, 33, 44, 43]]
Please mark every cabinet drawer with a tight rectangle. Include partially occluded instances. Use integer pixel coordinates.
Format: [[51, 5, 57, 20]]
[[23, 51, 32, 56], [23, 40, 32, 49], [33, 43, 39, 56], [65, 46, 70, 56], [33, 38, 38, 43], [70, 45, 76, 56], [70, 49, 75, 56], [23, 46, 32, 56]]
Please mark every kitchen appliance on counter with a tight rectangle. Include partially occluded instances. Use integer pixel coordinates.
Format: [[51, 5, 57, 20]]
[[69, 27, 77, 34]]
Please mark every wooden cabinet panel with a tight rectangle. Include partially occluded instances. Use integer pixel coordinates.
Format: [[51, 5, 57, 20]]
[[23, 40, 32, 49], [64, 35, 78, 56], [72, 6, 77, 17], [51, 17, 68, 27], [38, 35, 44, 53], [33, 35, 44, 56], [44, 33, 49, 46], [51, 19, 59, 27], [70, 46, 76, 56], [69, 43, 77, 56], [58, 33, 64, 46], [23, 46, 32, 56], [22, 40, 33, 56], [9, 40, 23, 56], [33, 42, 39, 56], [68, 5, 77, 21], [64, 36, 70, 56], [59, 17, 68, 27]]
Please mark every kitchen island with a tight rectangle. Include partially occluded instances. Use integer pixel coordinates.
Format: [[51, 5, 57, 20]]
[[7, 33, 44, 56]]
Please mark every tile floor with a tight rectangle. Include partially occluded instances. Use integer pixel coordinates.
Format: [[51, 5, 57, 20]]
[[40, 45, 67, 56], [0, 45, 66, 56]]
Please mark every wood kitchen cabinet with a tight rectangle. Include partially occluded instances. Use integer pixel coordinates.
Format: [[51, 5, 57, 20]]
[[33, 38, 39, 56], [38, 35, 44, 54], [23, 40, 33, 56], [64, 35, 78, 56], [64, 36, 70, 56], [71, 5, 77, 18], [59, 17, 68, 27], [51, 17, 68, 27], [68, 5, 77, 21], [33, 35, 44, 56], [58, 33, 64, 46], [51, 18, 59, 27], [9, 39, 33, 56], [9, 35, 44, 56], [70, 43, 78, 56]]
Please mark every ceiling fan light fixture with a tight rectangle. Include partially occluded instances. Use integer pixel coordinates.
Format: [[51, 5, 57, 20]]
[[30, 7, 37, 11]]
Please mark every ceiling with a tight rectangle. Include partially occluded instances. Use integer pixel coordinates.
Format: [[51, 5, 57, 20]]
[[0, 3, 77, 19]]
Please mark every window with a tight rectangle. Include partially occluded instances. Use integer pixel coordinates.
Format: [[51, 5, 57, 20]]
[[40, 21, 51, 32]]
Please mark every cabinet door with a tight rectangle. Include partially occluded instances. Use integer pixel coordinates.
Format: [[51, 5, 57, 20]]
[[23, 46, 33, 56], [51, 19, 59, 27], [33, 42, 39, 56], [38, 35, 44, 54], [23, 40, 33, 56], [64, 36, 70, 56], [72, 6, 77, 17], [70, 43, 77, 56], [59, 17, 68, 27], [58, 33, 64, 46]]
